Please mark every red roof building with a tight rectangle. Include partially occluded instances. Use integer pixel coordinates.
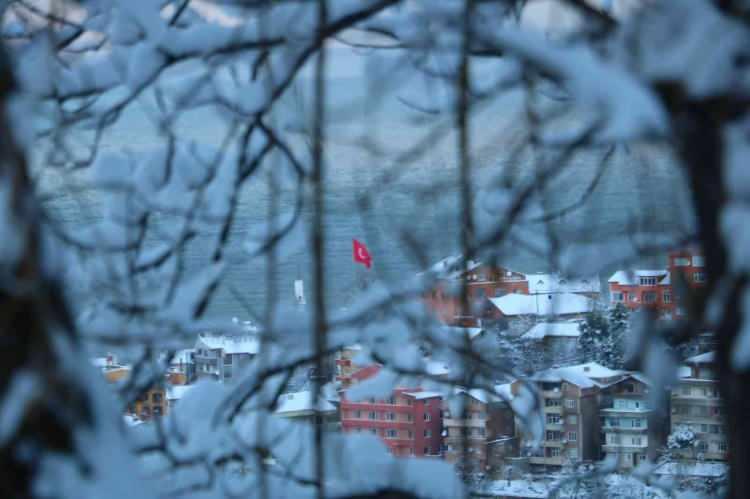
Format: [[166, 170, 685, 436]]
[[607, 248, 706, 318], [339, 366, 444, 457]]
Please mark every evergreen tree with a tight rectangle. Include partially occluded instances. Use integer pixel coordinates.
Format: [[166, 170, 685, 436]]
[[578, 304, 629, 369]]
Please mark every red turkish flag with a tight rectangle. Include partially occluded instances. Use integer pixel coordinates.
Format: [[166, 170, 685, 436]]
[[353, 239, 372, 269]]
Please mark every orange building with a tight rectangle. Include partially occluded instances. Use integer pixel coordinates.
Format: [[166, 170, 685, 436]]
[[422, 257, 529, 327], [608, 248, 706, 319]]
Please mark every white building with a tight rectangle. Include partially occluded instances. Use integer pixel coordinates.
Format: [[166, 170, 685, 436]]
[[195, 332, 259, 383]]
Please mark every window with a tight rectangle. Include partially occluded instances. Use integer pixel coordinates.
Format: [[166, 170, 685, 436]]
[[607, 418, 619, 427], [701, 424, 709, 433], [624, 383, 635, 393], [386, 429, 397, 438], [694, 272, 706, 283], [564, 399, 576, 410], [663, 292, 672, 304], [424, 413, 431, 421], [697, 441, 708, 452], [692, 256, 705, 267], [406, 414, 413, 422], [639, 276, 657, 286], [612, 292, 624, 302], [152, 393, 162, 403], [632, 437, 642, 445], [643, 292, 657, 304], [407, 430, 413, 439], [568, 432, 577, 442], [549, 448, 561, 457], [710, 425, 720, 434], [546, 414, 561, 424], [423, 447, 429, 455], [632, 419, 643, 428], [568, 448, 578, 459], [545, 399, 561, 407], [354, 410, 361, 419], [629, 293, 637, 302], [681, 386, 691, 395], [476, 288, 486, 298], [673, 257, 690, 267], [719, 441, 728, 452], [224, 355, 232, 365], [546, 431, 560, 441], [224, 368, 232, 378], [494, 288, 505, 297], [567, 415, 578, 425], [607, 434, 620, 444], [153, 406, 162, 416], [387, 412, 396, 421], [424, 429, 431, 438], [387, 396, 395, 404], [368, 412, 377, 420]]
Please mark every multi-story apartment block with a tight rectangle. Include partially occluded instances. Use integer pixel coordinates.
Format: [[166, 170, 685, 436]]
[[340, 387, 443, 457], [671, 352, 727, 461], [194, 332, 258, 383], [514, 367, 600, 471], [608, 248, 706, 318], [441, 389, 516, 471], [339, 365, 443, 457], [335, 344, 365, 390], [600, 374, 665, 469]]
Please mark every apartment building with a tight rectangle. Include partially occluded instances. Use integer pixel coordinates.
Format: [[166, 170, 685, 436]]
[[671, 352, 727, 461], [608, 248, 706, 318], [194, 332, 259, 383], [514, 367, 600, 471], [441, 388, 516, 471], [600, 374, 665, 469], [340, 387, 443, 457], [608, 269, 673, 316]]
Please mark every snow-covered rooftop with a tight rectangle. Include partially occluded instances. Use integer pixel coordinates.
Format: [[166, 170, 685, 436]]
[[521, 322, 582, 340], [685, 351, 715, 364], [490, 293, 594, 317], [528, 273, 600, 295], [532, 366, 596, 389], [607, 269, 669, 285], [275, 390, 337, 415], [563, 362, 624, 380], [403, 391, 443, 400], [196, 333, 259, 355]]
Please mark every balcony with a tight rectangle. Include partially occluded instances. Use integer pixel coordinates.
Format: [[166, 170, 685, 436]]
[[543, 405, 563, 414], [529, 455, 564, 466], [543, 390, 562, 399]]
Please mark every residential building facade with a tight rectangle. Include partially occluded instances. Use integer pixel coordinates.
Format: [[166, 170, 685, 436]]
[[600, 374, 665, 469], [441, 389, 516, 471], [671, 352, 727, 461], [514, 367, 600, 470], [608, 248, 706, 318], [194, 332, 258, 383], [340, 387, 443, 457]]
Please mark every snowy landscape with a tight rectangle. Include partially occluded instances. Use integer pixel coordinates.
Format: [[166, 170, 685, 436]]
[[0, 0, 747, 498]]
